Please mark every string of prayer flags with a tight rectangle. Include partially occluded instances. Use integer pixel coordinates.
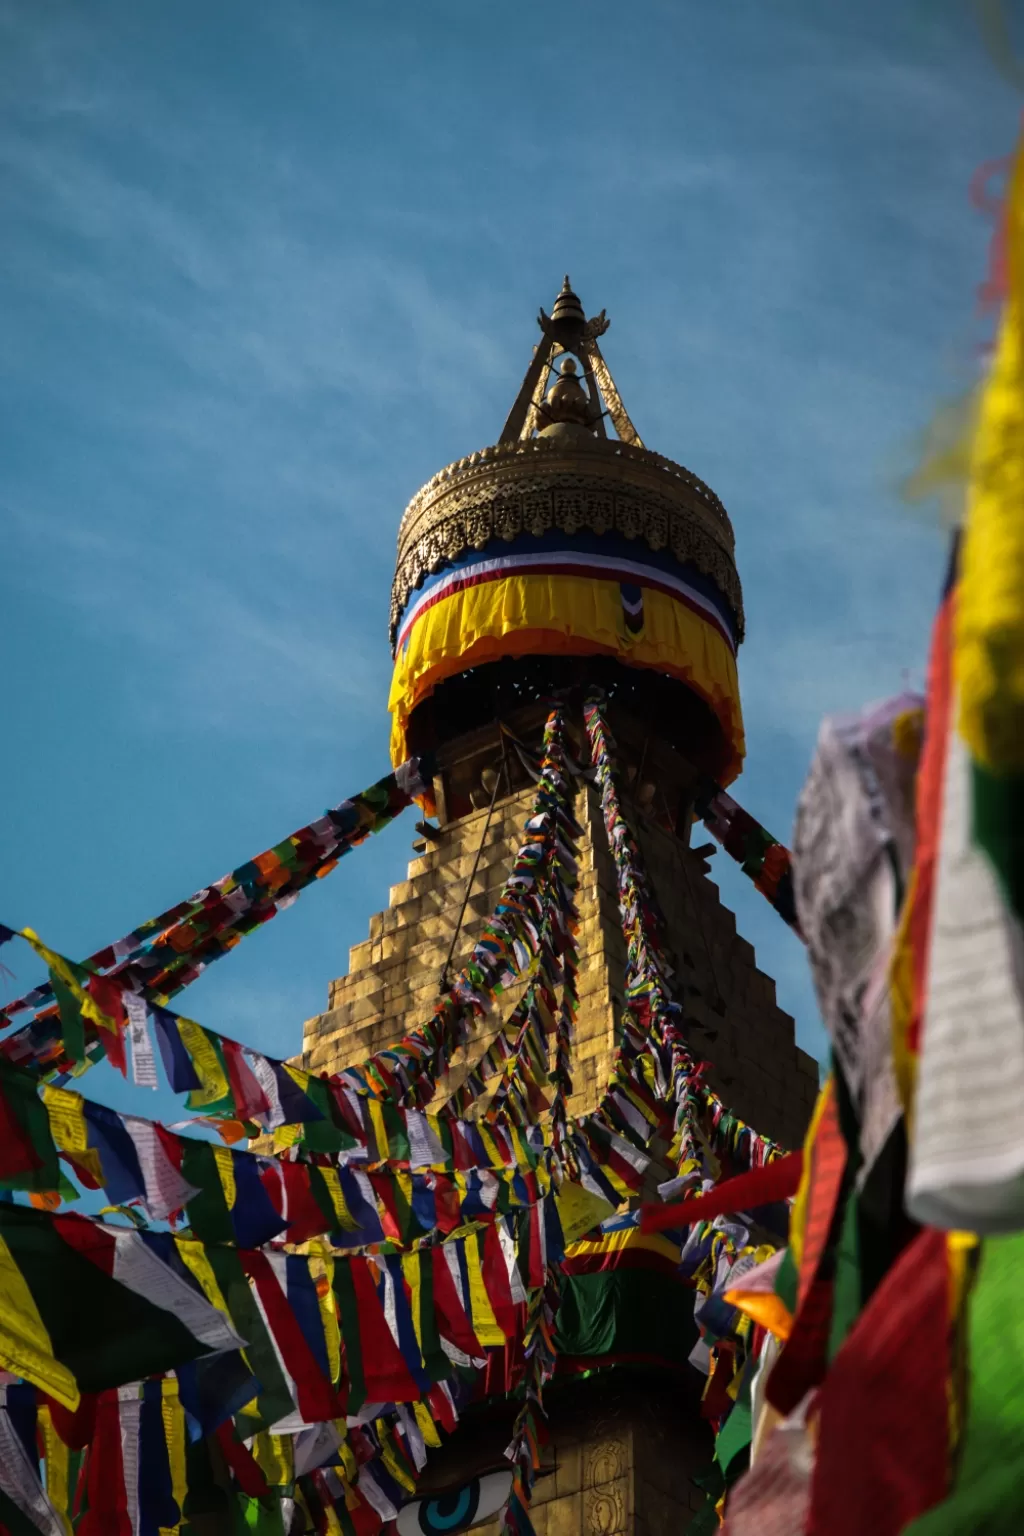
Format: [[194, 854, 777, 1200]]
[[583, 698, 783, 1191], [695, 784, 801, 935], [0, 755, 434, 1064], [0, 1059, 560, 1251], [321, 709, 581, 1120], [0, 1197, 538, 1449]]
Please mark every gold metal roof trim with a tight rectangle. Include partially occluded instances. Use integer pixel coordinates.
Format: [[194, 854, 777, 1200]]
[[389, 279, 743, 651]]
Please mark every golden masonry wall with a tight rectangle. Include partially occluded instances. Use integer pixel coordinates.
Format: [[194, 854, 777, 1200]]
[[300, 782, 818, 1151]]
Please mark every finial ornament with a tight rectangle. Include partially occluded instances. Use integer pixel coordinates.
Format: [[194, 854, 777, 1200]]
[[540, 354, 593, 429], [501, 279, 640, 447]]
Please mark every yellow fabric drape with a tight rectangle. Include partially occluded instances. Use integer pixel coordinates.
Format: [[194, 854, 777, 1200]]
[[389, 572, 744, 780]]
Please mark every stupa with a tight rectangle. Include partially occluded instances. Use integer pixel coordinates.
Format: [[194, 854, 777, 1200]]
[[299, 281, 820, 1536]]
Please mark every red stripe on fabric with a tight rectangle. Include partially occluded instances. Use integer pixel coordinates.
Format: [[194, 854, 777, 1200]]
[[430, 1246, 484, 1358], [52, 1213, 117, 1276], [907, 589, 954, 1058], [432, 1175, 463, 1236], [368, 1171, 403, 1242], [214, 1422, 271, 1497], [277, 1160, 328, 1244], [449, 1124, 478, 1174], [426, 1383, 458, 1435], [807, 1229, 950, 1536], [601, 1145, 644, 1191], [239, 1250, 340, 1423], [221, 1038, 270, 1121], [346, 1258, 422, 1404], [641, 1152, 804, 1233], [86, 977, 128, 1077], [701, 1342, 736, 1422], [482, 1223, 518, 1340], [44, 1393, 98, 1451]]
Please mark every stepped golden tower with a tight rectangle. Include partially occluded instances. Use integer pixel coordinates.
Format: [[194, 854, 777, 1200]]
[[300, 282, 818, 1536]]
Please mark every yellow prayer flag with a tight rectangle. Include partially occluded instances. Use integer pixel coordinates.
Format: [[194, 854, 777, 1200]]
[[38, 1405, 73, 1536], [20, 929, 116, 1034], [0, 1232, 79, 1409], [175, 1018, 231, 1108], [317, 1167, 359, 1232], [414, 1398, 442, 1449], [211, 1144, 237, 1211], [161, 1379, 186, 1536], [464, 1231, 505, 1346], [956, 136, 1024, 773]]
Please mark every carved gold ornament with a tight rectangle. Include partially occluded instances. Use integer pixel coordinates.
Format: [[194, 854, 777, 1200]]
[[390, 434, 744, 650]]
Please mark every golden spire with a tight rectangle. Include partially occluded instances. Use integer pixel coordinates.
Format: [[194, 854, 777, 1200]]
[[499, 278, 642, 448]]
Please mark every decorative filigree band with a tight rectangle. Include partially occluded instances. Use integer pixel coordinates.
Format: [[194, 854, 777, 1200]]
[[390, 438, 743, 650]]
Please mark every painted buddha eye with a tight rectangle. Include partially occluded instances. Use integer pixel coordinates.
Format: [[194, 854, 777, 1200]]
[[395, 1469, 513, 1535]]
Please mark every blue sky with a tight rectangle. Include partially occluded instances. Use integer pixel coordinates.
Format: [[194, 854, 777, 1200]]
[[1, 0, 1018, 1130]]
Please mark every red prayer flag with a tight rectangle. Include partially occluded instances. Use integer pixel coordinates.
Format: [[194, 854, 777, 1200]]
[[346, 1258, 422, 1404], [76, 1391, 130, 1536], [430, 1246, 484, 1359], [806, 1228, 950, 1536], [641, 1151, 804, 1233]]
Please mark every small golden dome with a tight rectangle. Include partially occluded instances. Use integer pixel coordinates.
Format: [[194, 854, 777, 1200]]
[[541, 355, 592, 428]]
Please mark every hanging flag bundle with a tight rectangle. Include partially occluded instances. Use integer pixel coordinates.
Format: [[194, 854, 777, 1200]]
[[442, 773, 580, 1139], [321, 709, 581, 1117], [583, 697, 783, 1197], [890, 134, 1024, 1238], [696, 784, 801, 934], [0, 756, 434, 1080], [711, 250, 1024, 1531], [500, 1260, 563, 1536]]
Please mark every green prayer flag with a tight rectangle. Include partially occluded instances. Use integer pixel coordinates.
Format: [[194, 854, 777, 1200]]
[[205, 1246, 294, 1434], [774, 1245, 799, 1314], [415, 1250, 450, 1383], [0, 1061, 62, 1194], [181, 1141, 235, 1245], [237, 1493, 287, 1536], [828, 1193, 862, 1361], [715, 1393, 753, 1482], [555, 1268, 698, 1363], [907, 1234, 1024, 1535], [331, 1261, 367, 1412], [49, 967, 86, 1066], [972, 763, 1024, 926]]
